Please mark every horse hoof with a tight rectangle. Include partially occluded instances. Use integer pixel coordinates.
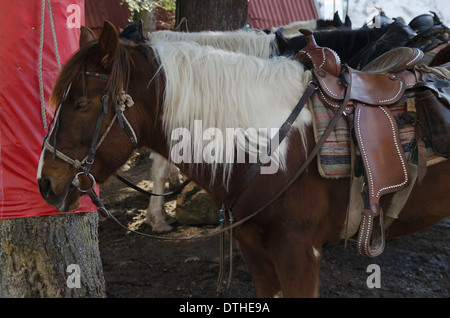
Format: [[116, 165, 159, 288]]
[[150, 222, 173, 233]]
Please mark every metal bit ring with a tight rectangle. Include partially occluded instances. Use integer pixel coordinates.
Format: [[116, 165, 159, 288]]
[[73, 172, 96, 193]]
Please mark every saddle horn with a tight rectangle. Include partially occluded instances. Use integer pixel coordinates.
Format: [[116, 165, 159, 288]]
[[295, 29, 342, 77]]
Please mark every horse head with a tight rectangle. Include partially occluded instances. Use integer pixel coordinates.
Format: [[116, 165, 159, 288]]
[[37, 21, 162, 212]]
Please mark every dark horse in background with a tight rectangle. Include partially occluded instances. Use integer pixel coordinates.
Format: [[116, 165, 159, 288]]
[[266, 11, 352, 37], [276, 11, 449, 68], [37, 22, 450, 297]]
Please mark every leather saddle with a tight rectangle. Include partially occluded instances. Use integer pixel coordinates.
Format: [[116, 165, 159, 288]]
[[296, 30, 426, 257], [312, 47, 424, 108]]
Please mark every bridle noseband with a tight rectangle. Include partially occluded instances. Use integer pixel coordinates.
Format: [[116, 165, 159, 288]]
[[43, 71, 138, 192]]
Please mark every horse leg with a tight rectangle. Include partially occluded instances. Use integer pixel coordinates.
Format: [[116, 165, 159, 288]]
[[167, 163, 181, 189], [386, 160, 450, 237], [235, 224, 320, 298], [146, 153, 173, 232], [234, 230, 282, 297], [270, 235, 320, 297]]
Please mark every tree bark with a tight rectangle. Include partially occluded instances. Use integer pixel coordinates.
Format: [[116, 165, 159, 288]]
[[0, 213, 105, 297], [175, 0, 248, 31]]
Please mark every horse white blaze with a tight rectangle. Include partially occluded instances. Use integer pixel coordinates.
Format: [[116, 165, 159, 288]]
[[36, 148, 46, 181], [273, 290, 283, 298], [313, 246, 320, 258]]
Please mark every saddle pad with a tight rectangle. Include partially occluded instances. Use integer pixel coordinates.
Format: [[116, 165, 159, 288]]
[[310, 94, 445, 179], [309, 93, 351, 178]]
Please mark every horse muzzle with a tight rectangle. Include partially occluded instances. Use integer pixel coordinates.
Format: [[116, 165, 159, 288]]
[[37, 175, 81, 212]]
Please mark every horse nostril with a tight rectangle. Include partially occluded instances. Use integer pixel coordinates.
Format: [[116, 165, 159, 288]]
[[38, 177, 53, 198]]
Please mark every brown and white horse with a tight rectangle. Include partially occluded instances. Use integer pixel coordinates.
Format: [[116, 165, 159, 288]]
[[37, 22, 449, 297]]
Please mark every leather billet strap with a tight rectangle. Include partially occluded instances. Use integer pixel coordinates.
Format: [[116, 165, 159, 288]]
[[224, 77, 351, 215], [87, 188, 109, 218], [223, 83, 317, 210]]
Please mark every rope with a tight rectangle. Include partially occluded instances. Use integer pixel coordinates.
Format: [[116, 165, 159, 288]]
[[44, 114, 118, 172], [415, 64, 450, 78], [39, 0, 62, 130], [47, 0, 62, 71], [44, 138, 84, 169], [39, 0, 46, 130], [174, 17, 189, 32], [94, 115, 118, 151]]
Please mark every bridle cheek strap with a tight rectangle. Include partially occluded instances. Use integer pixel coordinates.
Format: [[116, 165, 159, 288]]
[[85, 95, 110, 175]]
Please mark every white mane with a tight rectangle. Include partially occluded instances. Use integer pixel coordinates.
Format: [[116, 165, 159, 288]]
[[271, 19, 318, 38], [149, 41, 312, 186], [149, 29, 274, 58]]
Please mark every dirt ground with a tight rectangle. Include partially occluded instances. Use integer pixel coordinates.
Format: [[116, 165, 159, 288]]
[[98, 153, 449, 299]]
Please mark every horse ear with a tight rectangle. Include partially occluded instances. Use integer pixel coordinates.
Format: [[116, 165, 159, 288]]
[[275, 32, 288, 55], [79, 26, 96, 49], [333, 11, 343, 27], [344, 15, 352, 28], [98, 21, 119, 68], [138, 19, 145, 37]]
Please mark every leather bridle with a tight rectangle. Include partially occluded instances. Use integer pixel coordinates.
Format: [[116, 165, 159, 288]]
[[43, 71, 138, 193]]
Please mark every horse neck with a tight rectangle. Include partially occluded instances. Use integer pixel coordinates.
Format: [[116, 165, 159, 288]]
[[125, 46, 224, 200], [288, 27, 386, 63], [123, 45, 168, 156]]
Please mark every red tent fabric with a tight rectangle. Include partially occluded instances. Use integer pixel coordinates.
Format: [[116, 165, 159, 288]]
[[248, 0, 318, 29], [0, 0, 97, 218]]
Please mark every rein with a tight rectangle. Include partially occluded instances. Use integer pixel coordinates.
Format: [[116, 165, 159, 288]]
[[83, 79, 350, 241], [48, 64, 351, 239]]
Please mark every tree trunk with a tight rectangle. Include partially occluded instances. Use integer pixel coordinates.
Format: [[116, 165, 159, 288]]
[[175, 0, 248, 31], [0, 213, 105, 297]]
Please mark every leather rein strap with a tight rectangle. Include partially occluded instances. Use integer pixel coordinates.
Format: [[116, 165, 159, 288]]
[[116, 174, 192, 197]]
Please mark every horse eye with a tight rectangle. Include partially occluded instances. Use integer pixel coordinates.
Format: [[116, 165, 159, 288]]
[[74, 100, 91, 110]]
